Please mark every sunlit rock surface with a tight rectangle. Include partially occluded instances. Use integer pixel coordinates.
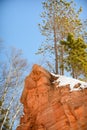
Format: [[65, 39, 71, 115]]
[[16, 64, 87, 130]]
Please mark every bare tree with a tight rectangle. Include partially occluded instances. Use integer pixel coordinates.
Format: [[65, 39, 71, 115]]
[[0, 47, 29, 130]]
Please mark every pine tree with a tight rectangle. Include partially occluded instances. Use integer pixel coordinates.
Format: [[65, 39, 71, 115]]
[[37, 0, 83, 74], [61, 33, 87, 78]]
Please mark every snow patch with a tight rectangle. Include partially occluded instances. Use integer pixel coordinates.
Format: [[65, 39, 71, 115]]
[[51, 73, 87, 91]]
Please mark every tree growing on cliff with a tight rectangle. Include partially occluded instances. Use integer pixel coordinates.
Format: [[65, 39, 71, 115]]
[[60, 33, 87, 78], [36, 0, 83, 74]]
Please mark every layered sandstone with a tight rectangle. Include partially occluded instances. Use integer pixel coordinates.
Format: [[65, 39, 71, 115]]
[[16, 64, 87, 130]]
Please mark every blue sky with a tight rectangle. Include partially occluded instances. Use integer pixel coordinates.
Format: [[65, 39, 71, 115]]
[[0, 0, 87, 64]]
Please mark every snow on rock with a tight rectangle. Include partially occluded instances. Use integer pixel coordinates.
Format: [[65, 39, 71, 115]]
[[51, 73, 87, 91], [17, 65, 87, 130]]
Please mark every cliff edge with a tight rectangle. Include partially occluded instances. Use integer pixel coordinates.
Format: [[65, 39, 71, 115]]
[[16, 64, 87, 130]]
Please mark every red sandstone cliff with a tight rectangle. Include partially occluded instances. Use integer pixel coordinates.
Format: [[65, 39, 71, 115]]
[[16, 64, 87, 130]]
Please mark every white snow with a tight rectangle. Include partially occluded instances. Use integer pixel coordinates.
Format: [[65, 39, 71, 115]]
[[51, 73, 87, 91]]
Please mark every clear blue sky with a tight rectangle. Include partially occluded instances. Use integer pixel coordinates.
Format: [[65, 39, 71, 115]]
[[0, 0, 87, 64]]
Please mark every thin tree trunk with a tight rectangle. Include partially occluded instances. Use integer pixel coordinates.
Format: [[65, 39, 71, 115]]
[[58, 45, 64, 75], [9, 104, 22, 130], [53, 14, 58, 74], [72, 66, 75, 78], [0, 97, 14, 130], [61, 45, 64, 75]]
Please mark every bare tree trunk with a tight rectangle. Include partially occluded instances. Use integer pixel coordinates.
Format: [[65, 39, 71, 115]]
[[0, 64, 12, 109], [0, 75, 19, 130], [72, 66, 75, 78], [53, 15, 58, 74], [54, 33, 58, 74], [9, 104, 22, 130], [0, 97, 14, 130], [61, 45, 64, 75]]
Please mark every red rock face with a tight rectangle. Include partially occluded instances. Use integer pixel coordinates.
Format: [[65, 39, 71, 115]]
[[16, 64, 87, 130]]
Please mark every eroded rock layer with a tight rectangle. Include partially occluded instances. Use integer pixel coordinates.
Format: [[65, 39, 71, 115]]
[[16, 64, 87, 130]]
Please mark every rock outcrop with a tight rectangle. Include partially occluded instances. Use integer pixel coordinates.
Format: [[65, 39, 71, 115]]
[[16, 64, 87, 130]]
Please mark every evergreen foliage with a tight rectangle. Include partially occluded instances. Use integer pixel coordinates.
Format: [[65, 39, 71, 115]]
[[61, 33, 87, 78], [37, 0, 83, 74]]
